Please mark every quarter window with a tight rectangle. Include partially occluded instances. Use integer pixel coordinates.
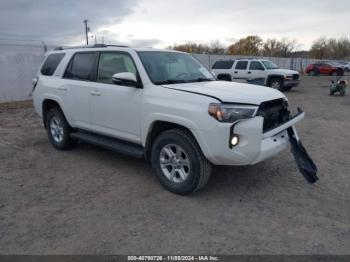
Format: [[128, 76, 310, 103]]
[[212, 60, 234, 69], [41, 53, 65, 76], [235, 61, 248, 70], [249, 61, 264, 70], [64, 53, 97, 81], [97, 52, 137, 84]]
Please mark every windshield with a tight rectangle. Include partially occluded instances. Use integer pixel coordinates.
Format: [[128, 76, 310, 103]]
[[262, 61, 279, 70], [137, 51, 215, 85]]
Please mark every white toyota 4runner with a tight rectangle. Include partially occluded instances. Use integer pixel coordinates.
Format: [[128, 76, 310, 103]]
[[32, 45, 317, 195], [211, 59, 300, 91]]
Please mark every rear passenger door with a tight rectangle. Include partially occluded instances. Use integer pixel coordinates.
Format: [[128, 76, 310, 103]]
[[89, 51, 143, 144], [233, 60, 249, 79], [62, 52, 98, 129]]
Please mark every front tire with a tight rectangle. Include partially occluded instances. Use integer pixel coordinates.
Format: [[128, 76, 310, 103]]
[[331, 71, 338, 76], [268, 78, 284, 91], [151, 129, 212, 195], [46, 107, 76, 150]]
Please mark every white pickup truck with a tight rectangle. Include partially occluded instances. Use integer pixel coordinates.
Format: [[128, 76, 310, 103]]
[[32, 45, 317, 195], [211, 59, 300, 91]]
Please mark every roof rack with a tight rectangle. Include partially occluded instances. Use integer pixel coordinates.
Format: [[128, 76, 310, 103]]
[[54, 44, 129, 51]]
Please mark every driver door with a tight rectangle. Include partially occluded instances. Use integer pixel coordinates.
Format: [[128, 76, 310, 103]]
[[247, 61, 266, 80], [89, 51, 143, 144]]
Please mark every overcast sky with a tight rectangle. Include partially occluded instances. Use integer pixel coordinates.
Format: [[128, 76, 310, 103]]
[[0, 0, 349, 49]]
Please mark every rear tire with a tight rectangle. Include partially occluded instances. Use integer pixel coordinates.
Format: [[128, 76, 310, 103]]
[[312, 68, 320, 76], [217, 74, 232, 81], [151, 129, 212, 195], [46, 107, 76, 150]]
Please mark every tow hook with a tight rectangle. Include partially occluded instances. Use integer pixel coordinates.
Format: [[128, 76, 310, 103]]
[[287, 126, 318, 184]]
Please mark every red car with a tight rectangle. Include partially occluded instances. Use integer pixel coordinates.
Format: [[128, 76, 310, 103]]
[[306, 62, 343, 76]]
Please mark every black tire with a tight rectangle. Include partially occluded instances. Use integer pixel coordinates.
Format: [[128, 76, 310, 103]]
[[46, 107, 76, 150], [312, 68, 320, 76], [331, 71, 338, 76], [217, 74, 232, 81], [268, 78, 284, 91], [151, 128, 212, 195], [329, 90, 334, 96]]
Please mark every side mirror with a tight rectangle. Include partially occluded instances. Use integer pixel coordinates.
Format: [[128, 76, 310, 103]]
[[112, 72, 141, 88]]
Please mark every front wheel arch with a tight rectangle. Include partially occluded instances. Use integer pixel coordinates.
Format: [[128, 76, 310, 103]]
[[144, 121, 202, 161]]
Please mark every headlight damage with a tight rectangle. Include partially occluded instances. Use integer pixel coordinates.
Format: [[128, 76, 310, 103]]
[[208, 103, 257, 123]]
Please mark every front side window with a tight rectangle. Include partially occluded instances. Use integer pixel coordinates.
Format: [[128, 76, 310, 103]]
[[262, 61, 279, 70], [41, 53, 65, 76], [64, 52, 96, 80], [137, 51, 215, 85], [249, 61, 265, 70], [97, 52, 137, 84], [235, 61, 248, 70]]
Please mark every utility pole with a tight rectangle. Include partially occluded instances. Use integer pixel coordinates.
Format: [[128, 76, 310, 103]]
[[83, 19, 89, 46]]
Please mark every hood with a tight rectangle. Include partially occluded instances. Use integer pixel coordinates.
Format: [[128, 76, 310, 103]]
[[163, 81, 285, 105], [270, 68, 299, 75]]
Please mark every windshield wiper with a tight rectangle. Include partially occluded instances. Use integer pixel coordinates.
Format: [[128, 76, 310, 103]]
[[155, 79, 187, 85]]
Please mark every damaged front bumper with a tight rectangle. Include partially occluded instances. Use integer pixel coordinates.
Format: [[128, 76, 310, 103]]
[[201, 107, 318, 183]]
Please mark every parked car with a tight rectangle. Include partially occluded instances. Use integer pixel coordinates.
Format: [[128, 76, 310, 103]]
[[336, 61, 350, 72], [211, 59, 300, 91], [32, 45, 316, 195], [306, 62, 344, 76]]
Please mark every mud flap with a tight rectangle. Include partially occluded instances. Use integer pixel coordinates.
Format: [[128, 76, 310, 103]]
[[287, 127, 319, 184]]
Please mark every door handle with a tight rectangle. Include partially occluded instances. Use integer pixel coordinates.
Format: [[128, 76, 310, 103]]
[[234, 71, 238, 74], [57, 86, 67, 91], [248, 71, 252, 74], [90, 90, 101, 96]]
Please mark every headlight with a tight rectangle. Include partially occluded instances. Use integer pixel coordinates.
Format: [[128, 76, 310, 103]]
[[208, 103, 257, 123], [285, 75, 293, 80]]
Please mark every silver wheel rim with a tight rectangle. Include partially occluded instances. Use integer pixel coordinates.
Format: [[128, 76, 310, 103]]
[[50, 116, 64, 143], [271, 81, 281, 89], [159, 144, 191, 183]]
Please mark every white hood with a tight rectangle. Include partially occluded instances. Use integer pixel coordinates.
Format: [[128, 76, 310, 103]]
[[163, 81, 285, 105]]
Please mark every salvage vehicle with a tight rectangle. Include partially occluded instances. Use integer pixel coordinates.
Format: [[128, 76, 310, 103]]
[[32, 45, 318, 195], [211, 59, 300, 91]]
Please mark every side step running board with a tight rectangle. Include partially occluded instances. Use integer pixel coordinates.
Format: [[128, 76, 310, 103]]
[[71, 131, 144, 158]]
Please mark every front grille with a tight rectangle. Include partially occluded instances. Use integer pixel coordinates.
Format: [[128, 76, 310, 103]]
[[293, 74, 299, 80], [257, 99, 290, 132]]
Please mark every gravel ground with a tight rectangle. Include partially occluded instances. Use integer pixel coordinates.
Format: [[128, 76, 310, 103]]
[[0, 75, 349, 255]]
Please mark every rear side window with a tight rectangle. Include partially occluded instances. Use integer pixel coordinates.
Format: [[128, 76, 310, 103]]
[[249, 61, 264, 70], [235, 61, 248, 70], [212, 60, 234, 69], [64, 52, 97, 81], [41, 53, 65, 76]]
